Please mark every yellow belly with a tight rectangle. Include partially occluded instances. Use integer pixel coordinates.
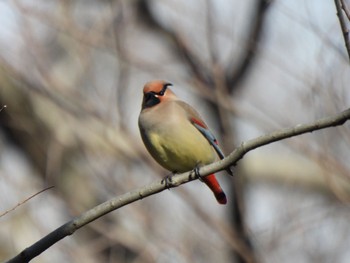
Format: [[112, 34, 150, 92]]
[[146, 127, 216, 173]]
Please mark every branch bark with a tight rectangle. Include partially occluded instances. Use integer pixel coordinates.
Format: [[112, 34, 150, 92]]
[[6, 108, 350, 263], [335, 0, 350, 62], [0, 186, 54, 218]]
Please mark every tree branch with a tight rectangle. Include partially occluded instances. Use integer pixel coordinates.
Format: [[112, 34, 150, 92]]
[[135, 0, 213, 86], [341, 0, 350, 20], [6, 108, 350, 263], [335, 0, 350, 62], [0, 186, 54, 218], [226, 0, 272, 92]]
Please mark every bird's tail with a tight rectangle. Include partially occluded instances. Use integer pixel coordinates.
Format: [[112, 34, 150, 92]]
[[202, 174, 227, 205]]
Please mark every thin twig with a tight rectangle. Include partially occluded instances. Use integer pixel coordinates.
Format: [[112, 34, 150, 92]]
[[0, 186, 54, 218], [335, 0, 350, 62], [341, 0, 350, 20], [6, 108, 350, 263]]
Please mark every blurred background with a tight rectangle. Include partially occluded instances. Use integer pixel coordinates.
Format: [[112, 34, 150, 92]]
[[1, 0, 350, 262]]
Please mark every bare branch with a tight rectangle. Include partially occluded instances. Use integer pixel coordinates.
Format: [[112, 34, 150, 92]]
[[335, 0, 350, 62], [135, 0, 213, 86], [341, 0, 350, 21], [6, 108, 350, 263], [0, 186, 54, 218], [226, 0, 272, 92]]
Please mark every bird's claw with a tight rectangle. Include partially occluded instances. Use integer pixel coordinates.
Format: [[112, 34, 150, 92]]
[[193, 166, 204, 182], [226, 166, 234, 177], [161, 173, 174, 189]]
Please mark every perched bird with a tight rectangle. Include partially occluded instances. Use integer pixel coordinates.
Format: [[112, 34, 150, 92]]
[[138, 80, 230, 205]]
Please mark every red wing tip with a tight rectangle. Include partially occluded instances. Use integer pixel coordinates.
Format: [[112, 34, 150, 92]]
[[215, 192, 227, 205], [190, 117, 207, 128]]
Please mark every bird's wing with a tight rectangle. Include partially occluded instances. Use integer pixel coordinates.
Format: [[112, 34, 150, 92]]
[[175, 101, 225, 159], [175, 101, 233, 176]]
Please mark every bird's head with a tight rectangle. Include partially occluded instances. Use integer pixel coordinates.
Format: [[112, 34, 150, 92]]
[[141, 80, 176, 110]]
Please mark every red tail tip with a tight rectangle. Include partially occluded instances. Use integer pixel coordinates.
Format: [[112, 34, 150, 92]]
[[215, 192, 227, 205]]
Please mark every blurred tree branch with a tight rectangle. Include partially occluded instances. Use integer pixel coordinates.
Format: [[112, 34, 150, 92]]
[[335, 0, 350, 62], [135, 0, 214, 86], [135, 0, 271, 93], [6, 107, 350, 263], [341, 0, 350, 20], [0, 65, 54, 176], [225, 0, 271, 93]]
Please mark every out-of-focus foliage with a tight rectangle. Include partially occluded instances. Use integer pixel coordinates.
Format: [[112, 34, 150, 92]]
[[0, 1, 350, 262]]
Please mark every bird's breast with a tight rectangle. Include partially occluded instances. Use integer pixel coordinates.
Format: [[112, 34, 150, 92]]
[[141, 116, 216, 173]]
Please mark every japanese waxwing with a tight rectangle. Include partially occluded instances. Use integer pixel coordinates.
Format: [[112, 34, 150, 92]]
[[138, 80, 229, 204]]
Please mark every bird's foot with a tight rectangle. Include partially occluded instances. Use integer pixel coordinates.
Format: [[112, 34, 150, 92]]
[[161, 172, 175, 189], [193, 166, 204, 182], [226, 166, 234, 177]]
